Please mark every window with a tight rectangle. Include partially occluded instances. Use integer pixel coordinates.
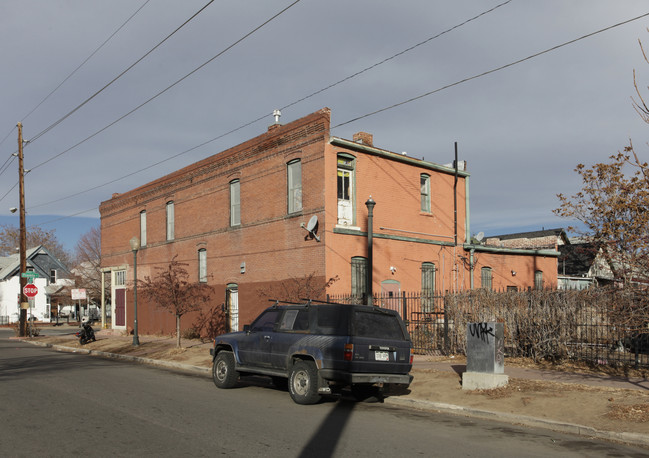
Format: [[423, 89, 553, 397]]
[[337, 155, 355, 225], [279, 309, 310, 331], [114, 270, 126, 287], [421, 262, 436, 313], [351, 256, 368, 300], [49, 269, 56, 283], [250, 309, 281, 332], [166, 201, 174, 241], [287, 159, 302, 214], [140, 210, 147, 247], [230, 180, 240, 226], [420, 174, 431, 213], [198, 249, 207, 283], [481, 267, 493, 290], [535, 270, 544, 290]]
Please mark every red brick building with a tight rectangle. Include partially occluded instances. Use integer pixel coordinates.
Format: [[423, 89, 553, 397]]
[[100, 108, 559, 335]]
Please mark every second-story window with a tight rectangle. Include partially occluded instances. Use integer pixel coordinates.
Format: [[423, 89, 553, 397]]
[[420, 174, 431, 213], [230, 179, 240, 226], [337, 154, 355, 226], [198, 249, 207, 283], [140, 210, 147, 247], [287, 159, 302, 214], [49, 269, 57, 283], [166, 201, 175, 241]]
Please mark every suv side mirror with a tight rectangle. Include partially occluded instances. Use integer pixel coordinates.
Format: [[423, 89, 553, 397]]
[[243, 324, 251, 333]]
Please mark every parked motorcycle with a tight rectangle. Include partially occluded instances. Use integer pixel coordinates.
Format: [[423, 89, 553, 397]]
[[76, 321, 96, 345]]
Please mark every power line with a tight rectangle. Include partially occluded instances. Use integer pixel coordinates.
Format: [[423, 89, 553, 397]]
[[22, 0, 152, 126], [29, 0, 302, 172], [280, 0, 514, 113], [0, 1, 150, 155], [27, 0, 216, 145], [23, 8, 649, 225], [333, 11, 649, 129], [27, 0, 509, 210]]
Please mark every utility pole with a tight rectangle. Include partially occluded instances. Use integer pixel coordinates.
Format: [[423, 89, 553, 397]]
[[17, 122, 28, 337]]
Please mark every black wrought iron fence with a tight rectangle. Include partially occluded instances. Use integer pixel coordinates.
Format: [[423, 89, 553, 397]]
[[329, 287, 649, 369]]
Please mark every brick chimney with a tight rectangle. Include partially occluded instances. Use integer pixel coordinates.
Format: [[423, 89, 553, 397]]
[[353, 131, 373, 147]]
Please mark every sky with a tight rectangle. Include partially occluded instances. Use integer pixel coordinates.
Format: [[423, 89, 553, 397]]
[[1, 0, 648, 253]]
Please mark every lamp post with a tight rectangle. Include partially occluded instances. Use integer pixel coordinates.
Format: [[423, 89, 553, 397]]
[[129, 236, 140, 346], [365, 196, 376, 306]]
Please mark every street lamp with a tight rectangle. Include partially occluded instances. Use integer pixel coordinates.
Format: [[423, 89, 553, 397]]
[[365, 196, 376, 306], [130, 236, 140, 346]]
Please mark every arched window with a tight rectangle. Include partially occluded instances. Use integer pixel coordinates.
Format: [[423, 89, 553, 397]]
[[351, 256, 368, 300], [481, 267, 493, 291], [337, 154, 355, 226], [139, 210, 147, 247], [198, 249, 207, 283], [420, 174, 431, 213], [421, 262, 436, 312], [166, 201, 174, 241], [230, 180, 240, 226], [287, 159, 302, 214]]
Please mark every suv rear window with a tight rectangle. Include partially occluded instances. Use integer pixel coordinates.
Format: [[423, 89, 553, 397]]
[[315, 306, 349, 335], [352, 310, 406, 340]]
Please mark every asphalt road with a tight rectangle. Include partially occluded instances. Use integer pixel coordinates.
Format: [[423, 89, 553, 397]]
[[1, 330, 648, 458]]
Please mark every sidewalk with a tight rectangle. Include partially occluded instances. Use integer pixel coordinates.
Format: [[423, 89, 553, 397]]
[[19, 326, 649, 448]]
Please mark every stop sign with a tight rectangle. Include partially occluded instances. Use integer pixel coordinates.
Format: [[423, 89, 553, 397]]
[[23, 284, 38, 298]]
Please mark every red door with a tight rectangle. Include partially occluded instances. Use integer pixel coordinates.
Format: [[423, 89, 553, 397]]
[[115, 289, 126, 327]]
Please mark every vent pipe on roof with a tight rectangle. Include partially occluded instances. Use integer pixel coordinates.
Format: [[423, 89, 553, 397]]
[[273, 109, 281, 124]]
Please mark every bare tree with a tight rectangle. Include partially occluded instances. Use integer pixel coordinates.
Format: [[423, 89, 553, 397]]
[[73, 226, 104, 304], [0, 223, 71, 266], [138, 256, 214, 347], [256, 273, 339, 303]]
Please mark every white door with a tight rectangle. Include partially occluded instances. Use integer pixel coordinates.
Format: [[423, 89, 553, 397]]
[[228, 286, 239, 332]]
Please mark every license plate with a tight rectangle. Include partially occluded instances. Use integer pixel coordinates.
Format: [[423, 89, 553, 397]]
[[375, 351, 389, 361]]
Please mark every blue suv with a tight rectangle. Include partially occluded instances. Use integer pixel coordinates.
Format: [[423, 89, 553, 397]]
[[210, 301, 413, 404]]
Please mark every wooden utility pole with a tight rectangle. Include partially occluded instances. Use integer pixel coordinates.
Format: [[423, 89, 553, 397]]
[[17, 122, 28, 337]]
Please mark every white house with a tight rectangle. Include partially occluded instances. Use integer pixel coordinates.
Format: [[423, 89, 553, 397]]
[[0, 246, 73, 323]]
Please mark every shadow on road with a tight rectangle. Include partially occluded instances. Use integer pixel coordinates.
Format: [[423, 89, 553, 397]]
[[298, 400, 356, 458]]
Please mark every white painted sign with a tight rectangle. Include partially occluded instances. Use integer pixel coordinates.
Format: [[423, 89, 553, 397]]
[[71, 288, 87, 300]]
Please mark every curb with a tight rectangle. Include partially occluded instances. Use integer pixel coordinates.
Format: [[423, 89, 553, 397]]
[[25, 340, 649, 449], [384, 398, 649, 449]]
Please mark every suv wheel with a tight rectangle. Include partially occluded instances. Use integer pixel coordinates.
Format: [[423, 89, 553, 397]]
[[212, 351, 238, 389], [288, 360, 321, 405]]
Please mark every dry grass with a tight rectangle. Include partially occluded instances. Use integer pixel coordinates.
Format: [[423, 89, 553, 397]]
[[607, 403, 649, 422]]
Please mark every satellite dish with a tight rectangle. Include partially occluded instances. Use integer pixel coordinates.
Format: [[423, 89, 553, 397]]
[[475, 232, 484, 242], [301, 215, 320, 242]]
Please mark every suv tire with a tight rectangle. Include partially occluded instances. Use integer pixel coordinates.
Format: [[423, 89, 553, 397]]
[[212, 351, 238, 389], [288, 360, 320, 405]]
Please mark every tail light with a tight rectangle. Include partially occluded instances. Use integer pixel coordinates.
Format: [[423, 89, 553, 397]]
[[344, 343, 354, 361], [410, 349, 414, 365]]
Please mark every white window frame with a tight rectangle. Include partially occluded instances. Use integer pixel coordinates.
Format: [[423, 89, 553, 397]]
[[287, 159, 302, 214], [420, 174, 431, 213], [140, 210, 147, 247], [337, 155, 355, 226], [166, 201, 174, 241], [198, 249, 207, 283], [230, 180, 241, 227]]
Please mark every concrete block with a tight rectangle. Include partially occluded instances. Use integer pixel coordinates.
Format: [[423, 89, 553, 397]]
[[462, 371, 509, 391]]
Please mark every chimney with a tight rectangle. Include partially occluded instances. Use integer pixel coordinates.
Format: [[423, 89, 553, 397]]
[[353, 131, 373, 147], [268, 109, 282, 131]]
